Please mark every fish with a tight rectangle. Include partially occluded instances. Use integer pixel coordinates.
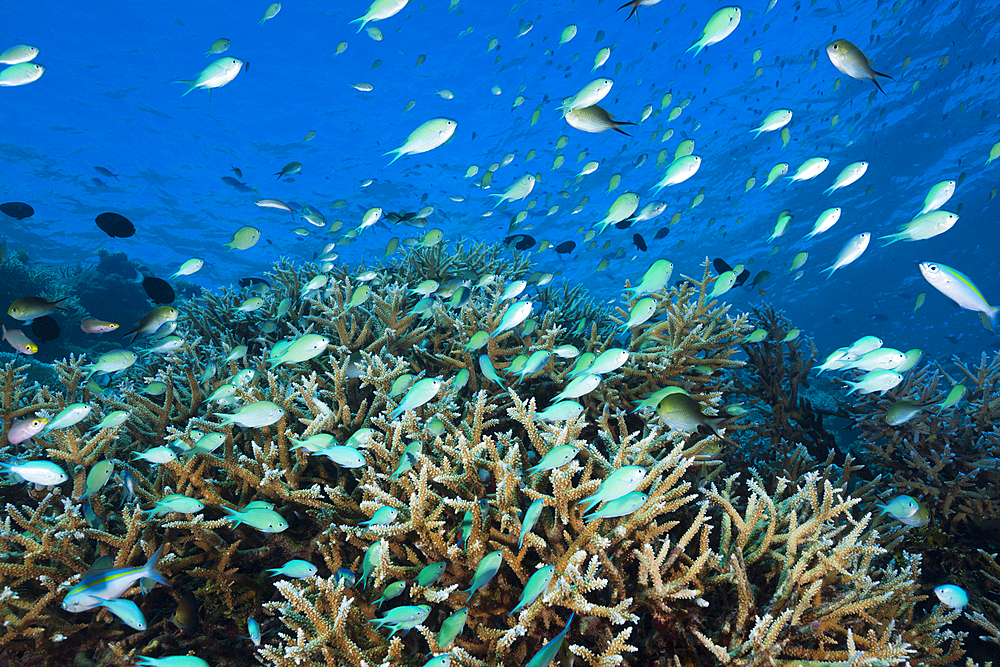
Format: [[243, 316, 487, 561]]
[[6, 417, 47, 444], [559, 78, 614, 116], [822, 232, 870, 279], [0, 202, 34, 219], [525, 613, 574, 667], [97, 597, 147, 631], [687, 7, 741, 55], [843, 370, 904, 395], [170, 258, 204, 279], [933, 584, 968, 610], [919, 262, 1000, 331], [0, 63, 44, 86], [2, 325, 37, 354], [633, 233, 647, 251], [141, 276, 175, 304], [174, 57, 244, 96], [369, 604, 431, 638], [525, 445, 580, 477], [267, 559, 318, 579], [436, 607, 468, 650], [386, 118, 457, 164], [222, 506, 289, 533], [656, 393, 728, 439], [145, 493, 204, 517], [652, 155, 702, 193], [62, 546, 169, 613], [565, 104, 635, 135], [389, 378, 442, 418], [215, 401, 284, 428], [223, 226, 262, 251], [0, 458, 68, 485], [462, 550, 502, 602], [275, 161, 301, 179], [618, 0, 663, 21], [826, 39, 893, 94], [259, 2, 281, 24], [170, 591, 200, 635], [7, 296, 68, 322], [509, 565, 555, 616], [492, 174, 536, 208], [750, 109, 792, 137], [136, 657, 209, 667], [205, 38, 230, 55], [584, 491, 648, 523], [79, 459, 115, 502], [0, 45, 39, 65], [579, 466, 647, 513], [352, 0, 409, 32], [824, 161, 868, 194]]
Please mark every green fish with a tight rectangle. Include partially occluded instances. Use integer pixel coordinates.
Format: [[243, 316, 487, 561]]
[[462, 550, 502, 602], [373, 580, 406, 610], [579, 466, 647, 514], [385, 118, 458, 164], [215, 401, 285, 428], [509, 565, 554, 616], [489, 301, 533, 338], [223, 506, 288, 533], [390, 378, 443, 418], [531, 401, 584, 422], [550, 374, 600, 403], [369, 604, 431, 639], [584, 491, 648, 523], [525, 613, 574, 667], [415, 561, 446, 587], [519, 498, 544, 550], [688, 7, 741, 55], [389, 442, 422, 479], [937, 385, 966, 411], [359, 506, 399, 527], [619, 297, 656, 331], [436, 607, 468, 650], [83, 349, 138, 379], [145, 493, 205, 518], [87, 410, 129, 432], [525, 446, 579, 477], [479, 354, 506, 388], [41, 403, 92, 435], [174, 57, 244, 96], [346, 285, 372, 310], [360, 540, 383, 590], [78, 459, 115, 502]]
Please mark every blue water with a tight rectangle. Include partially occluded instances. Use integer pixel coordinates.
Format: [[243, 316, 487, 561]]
[[3, 0, 1000, 363]]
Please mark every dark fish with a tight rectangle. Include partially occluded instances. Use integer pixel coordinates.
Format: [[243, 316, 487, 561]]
[[91, 178, 107, 187], [221, 176, 255, 193], [614, 219, 633, 230], [239, 277, 271, 288], [0, 202, 34, 220], [170, 591, 200, 636], [713, 258, 733, 274], [95, 212, 135, 238], [632, 234, 647, 251], [243, 61, 250, 74], [654, 227, 669, 240], [503, 234, 536, 251], [94, 166, 119, 180], [30, 316, 60, 344], [230, 165, 243, 179], [734, 269, 751, 288], [554, 241, 576, 254], [750, 270, 771, 288], [142, 277, 175, 304]]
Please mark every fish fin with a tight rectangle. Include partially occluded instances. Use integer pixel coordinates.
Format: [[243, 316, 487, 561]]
[[873, 69, 894, 80], [384, 150, 402, 165], [173, 80, 196, 96], [870, 76, 886, 95], [686, 42, 704, 56], [612, 126, 633, 137], [616, 1, 638, 21]]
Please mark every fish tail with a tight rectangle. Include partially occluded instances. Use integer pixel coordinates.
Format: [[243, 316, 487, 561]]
[[612, 126, 633, 137], [879, 234, 901, 246], [871, 76, 887, 95], [173, 80, 196, 96], [987, 307, 1000, 334], [140, 546, 171, 589], [686, 42, 704, 56], [874, 69, 894, 80], [384, 150, 402, 165]]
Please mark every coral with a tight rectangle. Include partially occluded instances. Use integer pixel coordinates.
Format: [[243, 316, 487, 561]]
[[0, 242, 982, 667]]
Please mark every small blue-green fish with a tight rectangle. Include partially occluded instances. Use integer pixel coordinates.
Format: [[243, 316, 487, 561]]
[[82, 501, 105, 530], [416, 561, 446, 587], [619, 297, 656, 331], [267, 559, 318, 579], [464, 331, 490, 351], [577, 348, 629, 376], [570, 353, 595, 376], [625, 259, 673, 297], [346, 285, 372, 309], [290, 434, 338, 452], [478, 354, 506, 388], [62, 546, 169, 612], [334, 568, 356, 587], [422, 656, 450, 667], [248, 617, 261, 646], [390, 374, 415, 397], [374, 580, 406, 609], [584, 491, 648, 523], [41, 403, 92, 435], [550, 374, 600, 403], [489, 301, 533, 338], [206, 383, 237, 403], [525, 612, 574, 667], [552, 344, 580, 358], [843, 370, 903, 395], [895, 349, 924, 373], [369, 604, 432, 638], [132, 446, 177, 464], [519, 498, 544, 549], [510, 565, 555, 616], [223, 506, 288, 533], [360, 540, 383, 590], [244, 500, 275, 510], [937, 384, 966, 411], [224, 345, 247, 363], [88, 411, 129, 432], [360, 506, 399, 527], [526, 446, 580, 477], [174, 57, 244, 96], [215, 401, 285, 428], [182, 432, 227, 460], [877, 495, 920, 520], [885, 401, 933, 426], [315, 445, 367, 468], [345, 428, 377, 448], [145, 493, 204, 518], [457, 510, 473, 550], [390, 442, 422, 480], [462, 550, 502, 602], [96, 597, 147, 631], [631, 386, 687, 414], [531, 401, 584, 422], [933, 584, 968, 610], [390, 378, 443, 418], [0, 459, 68, 486], [453, 368, 470, 391], [78, 459, 115, 501], [136, 657, 210, 667], [119, 471, 137, 506], [436, 607, 468, 650], [579, 466, 647, 513]]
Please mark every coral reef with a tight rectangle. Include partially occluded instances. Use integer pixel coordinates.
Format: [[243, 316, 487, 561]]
[[0, 243, 990, 667]]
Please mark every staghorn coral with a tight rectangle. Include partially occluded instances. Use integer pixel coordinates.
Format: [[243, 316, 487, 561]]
[[0, 242, 983, 667]]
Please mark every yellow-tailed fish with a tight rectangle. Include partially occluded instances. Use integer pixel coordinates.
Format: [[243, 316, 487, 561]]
[[919, 262, 999, 331]]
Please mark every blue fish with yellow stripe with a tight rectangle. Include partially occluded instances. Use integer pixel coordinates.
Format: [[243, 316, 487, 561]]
[[62, 545, 170, 612]]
